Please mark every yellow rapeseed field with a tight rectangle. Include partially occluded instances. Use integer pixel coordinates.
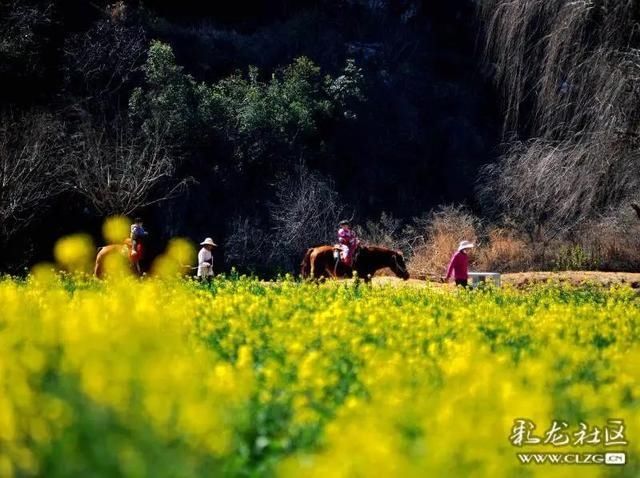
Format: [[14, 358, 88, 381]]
[[0, 235, 638, 477]]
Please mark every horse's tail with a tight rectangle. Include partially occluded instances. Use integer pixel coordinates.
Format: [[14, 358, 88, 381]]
[[301, 248, 314, 278], [94, 245, 113, 279]]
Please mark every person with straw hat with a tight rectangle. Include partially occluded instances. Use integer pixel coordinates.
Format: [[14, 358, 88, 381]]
[[197, 237, 218, 279], [444, 240, 474, 287]]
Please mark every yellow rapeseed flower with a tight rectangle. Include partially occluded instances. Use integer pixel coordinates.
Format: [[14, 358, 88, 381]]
[[102, 215, 130, 244], [53, 233, 95, 272]]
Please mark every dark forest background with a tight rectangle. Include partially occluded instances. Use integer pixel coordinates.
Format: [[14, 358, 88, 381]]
[[1, 0, 639, 275]]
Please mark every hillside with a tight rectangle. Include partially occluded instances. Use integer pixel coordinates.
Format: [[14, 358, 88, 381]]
[[1, 0, 638, 275]]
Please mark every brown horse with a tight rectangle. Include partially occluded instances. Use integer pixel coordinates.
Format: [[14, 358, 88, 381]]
[[301, 245, 410, 282], [94, 239, 132, 278]]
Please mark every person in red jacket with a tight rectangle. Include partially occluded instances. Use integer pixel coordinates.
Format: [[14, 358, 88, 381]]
[[445, 240, 474, 287]]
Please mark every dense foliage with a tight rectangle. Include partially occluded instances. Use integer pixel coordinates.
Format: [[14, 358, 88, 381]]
[[1, 0, 638, 274], [1, 271, 639, 476], [0, 0, 498, 273]]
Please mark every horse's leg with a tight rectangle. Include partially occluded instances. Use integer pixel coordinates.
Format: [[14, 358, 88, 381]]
[[311, 251, 328, 282], [364, 271, 373, 284], [326, 254, 338, 279], [354, 266, 371, 283], [323, 260, 332, 278], [310, 255, 316, 279], [302, 248, 316, 279]]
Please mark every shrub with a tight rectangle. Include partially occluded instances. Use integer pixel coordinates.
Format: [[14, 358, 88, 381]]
[[357, 212, 405, 251], [225, 165, 345, 273], [407, 205, 480, 279], [477, 0, 640, 246], [569, 210, 640, 271], [475, 228, 532, 273]]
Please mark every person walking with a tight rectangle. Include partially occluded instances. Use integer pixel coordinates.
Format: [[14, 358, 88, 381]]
[[445, 240, 474, 287], [197, 238, 217, 280]]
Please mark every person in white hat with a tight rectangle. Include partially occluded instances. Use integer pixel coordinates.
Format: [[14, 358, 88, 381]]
[[197, 238, 218, 279], [444, 240, 474, 287]]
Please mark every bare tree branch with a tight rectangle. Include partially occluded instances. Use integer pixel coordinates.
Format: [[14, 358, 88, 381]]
[[0, 111, 68, 240], [65, 117, 191, 216], [62, 13, 146, 108], [477, 0, 640, 246], [268, 164, 346, 262], [479, 135, 640, 246], [479, 0, 640, 139], [226, 164, 346, 271]]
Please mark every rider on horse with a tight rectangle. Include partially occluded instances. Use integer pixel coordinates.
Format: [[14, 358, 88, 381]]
[[130, 217, 148, 274], [337, 219, 360, 267]]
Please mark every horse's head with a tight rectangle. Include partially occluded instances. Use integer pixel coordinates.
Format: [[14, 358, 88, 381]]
[[390, 251, 410, 280]]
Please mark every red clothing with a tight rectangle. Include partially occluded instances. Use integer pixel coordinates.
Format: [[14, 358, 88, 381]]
[[446, 250, 469, 280], [337, 227, 359, 266], [338, 227, 358, 248], [129, 243, 144, 263]]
